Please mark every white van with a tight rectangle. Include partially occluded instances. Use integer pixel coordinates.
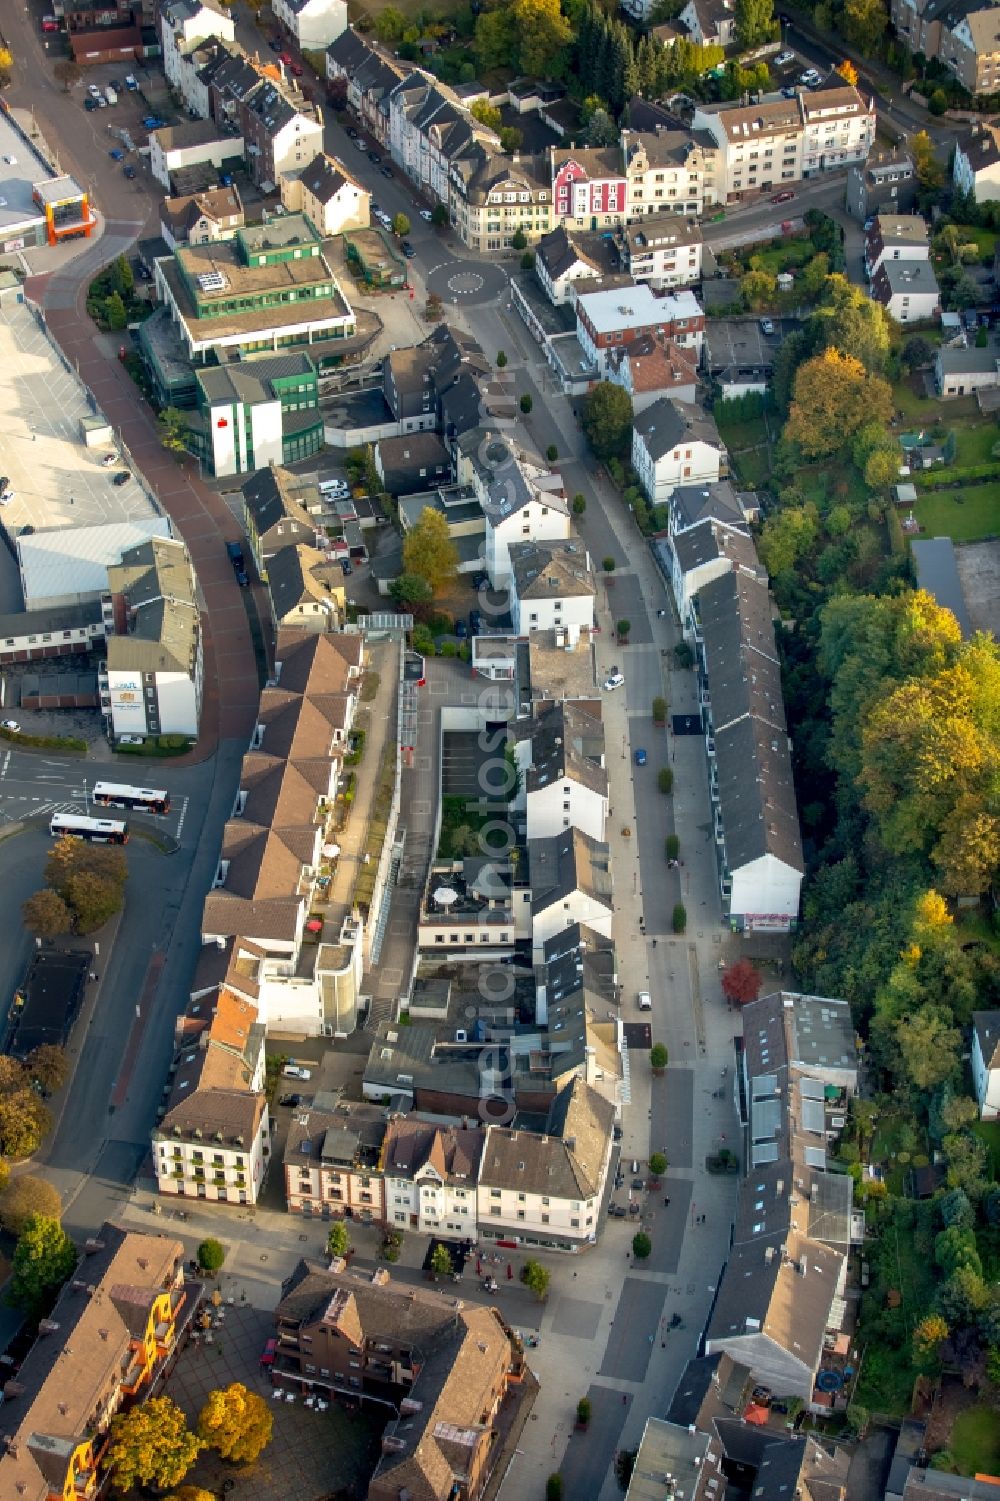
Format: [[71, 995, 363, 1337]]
[[638, 991, 652, 1011]]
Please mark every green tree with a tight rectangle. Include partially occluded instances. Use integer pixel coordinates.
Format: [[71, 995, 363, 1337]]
[[577, 1396, 591, 1424], [104, 291, 127, 331], [197, 1237, 226, 1273], [159, 406, 189, 454], [392, 212, 411, 238], [652, 696, 667, 723], [515, 0, 572, 74], [0, 1176, 62, 1236], [935, 1225, 982, 1279], [373, 6, 406, 41], [650, 1043, 668, 1069], [547, 1476, 564, 1501], [496, 350, 507, 369], [617, 619, 631, 641], [586, 107, 618, 146], [894, 1005, 961, 1093], [63, 871, 123, 933], [632, 1231, 652, 1259], [198, 1382, 273, 1464], [521, 1258, 551, 1299], [104, 1396, 206, 1493], [911, 129, 945, 195], [326, 1221, 350, 1259], [648, 1151, 668, 1177], [581, 382, 633, 461], [22, 888, 73, 938], [0, 1090, 51, 1158], [500, 127, 523, 153], [913, 1313, 949, 1358], [475, 6, 518, 68], [814, 277, 892, 373], [520, 393, 533, 414], [470, 99, 503, 130], [842, 0, 887, 51], [864, 445, 901, 490], [390, 572, 434, 610], [741, 268, 776, 310], [603, 557, 616, 576], [902, 335, 936, 370], [757, 503, 820, 576], [845, 1403, 870, 1438], [9, 1215, 76, 1315], [572, 493, 586, 514], [26, 1045, 70, 1096], [403, 509, 459, 596], [546, 443, 558, 462], [164, 1488, 217, 1501], [431, 203, 449, 227], [430, 1243, 453, 1278], [672, 903, 687, 933], [734, 0, 774, 46], [785, 348, 893, 458], [665, 833, 680, 861], [937, 1265, 989, 1326], [112, 253, 134, 298]]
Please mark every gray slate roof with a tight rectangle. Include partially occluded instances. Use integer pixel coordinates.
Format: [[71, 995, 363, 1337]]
[[634, 397, 723, 463]]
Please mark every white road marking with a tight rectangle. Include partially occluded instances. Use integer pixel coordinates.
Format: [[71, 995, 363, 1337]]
[[174, 796, 189, 841]]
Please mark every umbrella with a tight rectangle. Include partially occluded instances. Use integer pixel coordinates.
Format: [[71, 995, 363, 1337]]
[[323, 843, 340, 858], [306, 918, 323, 932], [507, 1262, 513, 1280], [433, 887, 458, 906]]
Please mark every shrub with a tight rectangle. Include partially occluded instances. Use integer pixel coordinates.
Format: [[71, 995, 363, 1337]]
[[577, 1397, 591, 1424], [648, 1151, 668, 1177], [547, 1476, 564, 1501], [674, 641, 694, 668], [546, 444, 558, 462], [572, 493, 586, 514], [632, 1231, 652, 1259], [672, 902, 687, 933], [652, 696, 667, 723], [658, 768, 674, 795], [197, 1238, 225, 1274], [519, 393, 533, 414], [665, 834, 680, 861], [650, 1043, 668, 1070]]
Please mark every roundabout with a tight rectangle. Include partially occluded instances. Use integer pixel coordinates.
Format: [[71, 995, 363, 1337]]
[[425, 256, 510, 308]]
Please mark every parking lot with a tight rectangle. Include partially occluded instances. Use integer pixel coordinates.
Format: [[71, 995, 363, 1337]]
[[0, 297, 160, 545]]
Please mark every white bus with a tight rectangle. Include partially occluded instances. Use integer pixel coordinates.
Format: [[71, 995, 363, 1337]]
[[92, 782, 170, 815], [50, 814, 129, 844]]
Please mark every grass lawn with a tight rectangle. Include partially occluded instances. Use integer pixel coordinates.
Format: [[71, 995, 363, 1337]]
[[937, 224, 998, 261], [893, 382, 979, 426], [914, 482, 1000, 542], [743, 238, 817, 276], [952, 421, 1000, 465], [438, 794, 508, 859], [950, 1405, 1000, 1476], [716, 412, 773, 487]]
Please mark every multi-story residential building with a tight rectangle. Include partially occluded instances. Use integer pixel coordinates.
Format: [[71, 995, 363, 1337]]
[[665, 478, 755, 537], [0, 1224, 192, 1501], [935, 345, 1000, 396], [890, 0, 1000, 94], [528, 826, 613, 955], [154, 988, 269, 1203], [243, 462, 319, 577], [864, 213, 930, 278], [606, 333, 698, 412], [623, 126, 722, 219], [272, 1261, 522, 1499], [273, 0, 346, 49], [871, 259, 940, 323], [516, 698, 608, 842], [695, 565, 804, 928], [100, 536, 203, 740], [550, 144, 628, 231], [239, 77, 323, 190], [954, 118, 1000, 201], [326, 28, 410, 148], [478, 1077, 615, 1252], [705, 991, 857, 1399], [509, 539, 596, 635], [151, 213, 356, 364], [376, 431, 453, 495], [454, 427, 571, 587], [391, 71, 498, 207], [284, 1096, 388, 1219], [190, 350, 323, 477], [535, 226, 604, 304], [450, 148, 554, 252], [280, 150, 370, 235], [576, 284, 704, 373], [383, 322, 491, 436], [846, 145, 918, 219], [679, 0, 736, 45], [800, 82, 877, 176], [160, 184, 244, 249], [613, 213, 704, 289], [667, 517, 762, 638], [632, 398, 726, 505], [267, 542, 346, 633], [382, 1118, 484, 1234], [159, 0, 235, 90], [972, 1010, 1000, 1118]]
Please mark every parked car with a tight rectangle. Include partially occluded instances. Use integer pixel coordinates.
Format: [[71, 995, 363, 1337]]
[[341, 558, 353, 576], [118, 734, 143, 745], [469, 609, 482, 635], [109, 148, 125, 161], [1, 720, 21, 732], [278, 1092, 303, 1107], [137, 264, 151, 280], [759, 318, 775, 335], [631, 1177, 645, 1191], [770, 190, 794, 204], [799, 67, 821, 86], [420, 209, 434, 222], [353, 136, 367, 150], [124, 73, 138, 89], [282, 1063, 312, 1080], [609, 1204, 627, 1218], [603, 672, 625, 691], [269, 37, 282, 51], [780, 84, 797, 97], [279, 50, 294, 64], [368, 150, 381, 164], [401, 241, 416, 258], [455, 619, 468, 639], [290, 62, 304, 76], [123, 165, 136, 179], [112, 471, 130, 486], [774, 49, 795, 65], [84, 97, 98, 111], [345, 125, 358, 138], [381, 165, 393, 178], [88, 83, 102, 97], [634, 747, 647, 766]]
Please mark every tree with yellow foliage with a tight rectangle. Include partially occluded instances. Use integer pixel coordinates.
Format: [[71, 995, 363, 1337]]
[[198, 1382, 273, 1465], [836, 59, 859, 85], [784, 349, 893, 458], [913, 1314, 949, 1359]]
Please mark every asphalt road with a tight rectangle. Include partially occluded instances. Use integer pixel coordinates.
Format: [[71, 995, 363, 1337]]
[[0, 746, 207, 839]]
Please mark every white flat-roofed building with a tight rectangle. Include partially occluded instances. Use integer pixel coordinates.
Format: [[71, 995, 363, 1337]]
[[17, 518, 174, 610], [576, 284, 704, 373]]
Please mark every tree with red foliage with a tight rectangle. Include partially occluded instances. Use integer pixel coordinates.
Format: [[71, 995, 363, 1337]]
[[721, 958, 763, 1006]]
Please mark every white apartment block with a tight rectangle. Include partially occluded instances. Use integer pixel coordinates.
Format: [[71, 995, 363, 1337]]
[[159, 0, 235, 91]]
